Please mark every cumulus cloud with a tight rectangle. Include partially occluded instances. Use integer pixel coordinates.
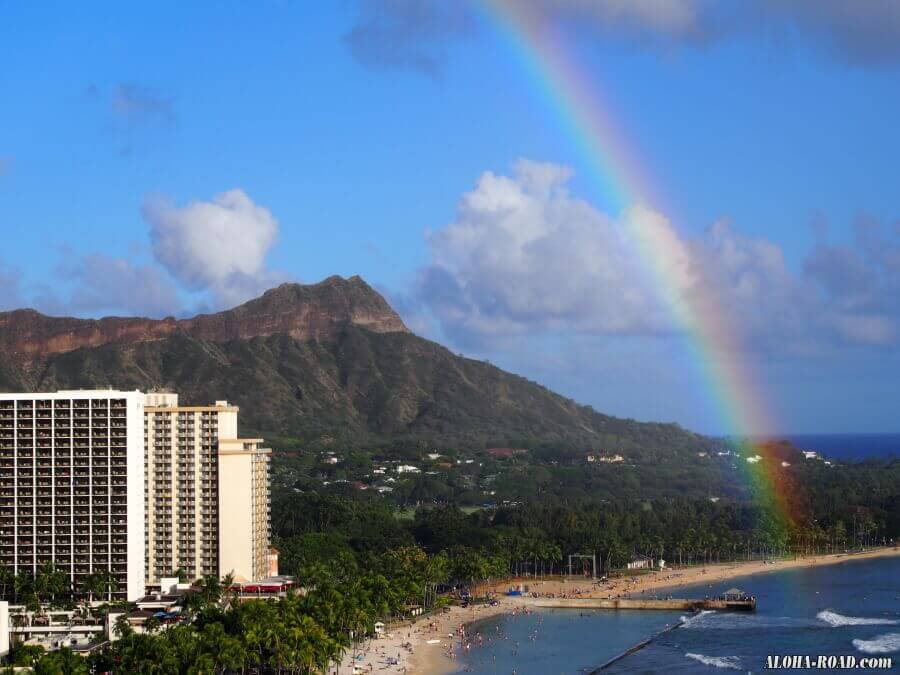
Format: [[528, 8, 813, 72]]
[[685, 220, 821, 354], [417, 159, 667, 346], [346, 0, 900, 72], [1, 189, 286, 318], [803, 216, 900, 346], [418, 160, 900, 356], [143, 189, 282, 307]]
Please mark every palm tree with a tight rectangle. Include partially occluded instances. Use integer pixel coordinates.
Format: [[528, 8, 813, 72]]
[[547, 543, 562, 577], [13, 571, 33, 604], [183, 574, 226, 618], [423, 551, 449, 608], [79, 570, 117, 620], [35, 562, 70, 608]]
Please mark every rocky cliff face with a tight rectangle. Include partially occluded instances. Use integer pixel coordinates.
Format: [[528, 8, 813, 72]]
[[0, 275, 408, 363]]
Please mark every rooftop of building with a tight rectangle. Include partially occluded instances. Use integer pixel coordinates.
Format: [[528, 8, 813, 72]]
[[0, 389, 144, 399], [144, 391, 239, 412]]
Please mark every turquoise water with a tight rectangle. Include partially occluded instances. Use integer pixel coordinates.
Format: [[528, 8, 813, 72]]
[[453, 556, 900, 673]]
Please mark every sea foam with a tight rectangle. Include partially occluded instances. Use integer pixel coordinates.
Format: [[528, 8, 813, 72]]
[[852, 633, 900, 654], [680, 611, 811, 631], [679, 610, 715, 627], [685, 653, 742, 669], [817, 610, 900, 627]]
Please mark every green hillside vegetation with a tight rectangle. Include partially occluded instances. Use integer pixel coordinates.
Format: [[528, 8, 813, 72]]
[[0, 324, 717, 453]]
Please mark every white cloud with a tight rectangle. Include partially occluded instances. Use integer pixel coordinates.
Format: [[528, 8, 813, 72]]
[[418, 160, 900, 356], [143, 189, 281, 307], [419, 159, 665, 345]]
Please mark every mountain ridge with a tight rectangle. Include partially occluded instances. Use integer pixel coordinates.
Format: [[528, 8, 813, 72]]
[[0, 275, 408, 363], [0, 276, 712, 454]]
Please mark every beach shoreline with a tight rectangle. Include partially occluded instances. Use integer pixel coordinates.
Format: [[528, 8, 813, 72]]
[[495, 546, 900, 607], [338, 546, 900, 675], [334, 600, 524, 675]]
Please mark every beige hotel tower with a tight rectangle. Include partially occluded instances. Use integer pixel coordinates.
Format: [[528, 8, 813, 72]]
[[143, 392, 271, 585]]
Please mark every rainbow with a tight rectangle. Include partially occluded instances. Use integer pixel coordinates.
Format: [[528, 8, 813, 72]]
[[480, 0, 803, 525]]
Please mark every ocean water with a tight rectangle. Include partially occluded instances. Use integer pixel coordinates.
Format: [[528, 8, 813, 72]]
[[452, 556, 900, 674], [780, 434, 900, 461]]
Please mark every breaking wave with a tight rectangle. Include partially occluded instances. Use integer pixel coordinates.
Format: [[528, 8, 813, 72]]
[[852, 633, 900, 654], [679, 610, 715, 627], [685, 653, 742, 669], [679, 611, 811, 631], [817, 610, 900, 627]]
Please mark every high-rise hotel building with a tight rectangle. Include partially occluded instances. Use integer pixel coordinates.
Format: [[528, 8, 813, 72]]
[[143, 393, 271, 585], [1, 390, 271, 601], [0, 392, 146, 601]]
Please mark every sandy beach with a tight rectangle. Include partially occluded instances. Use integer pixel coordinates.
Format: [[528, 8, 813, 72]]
[[337, 546, 900, 675], [333, 600, 524, 675], [496, 546, 900, 604]]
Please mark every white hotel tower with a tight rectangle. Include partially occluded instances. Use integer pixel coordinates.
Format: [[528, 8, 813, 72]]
[[0, 391, 145, 601]]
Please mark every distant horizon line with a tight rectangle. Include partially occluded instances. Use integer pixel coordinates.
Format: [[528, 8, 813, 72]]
[[727, 431, 900, 439]]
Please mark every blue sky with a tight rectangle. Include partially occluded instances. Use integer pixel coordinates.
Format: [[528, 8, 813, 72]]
[[2, 1, 900, 435]]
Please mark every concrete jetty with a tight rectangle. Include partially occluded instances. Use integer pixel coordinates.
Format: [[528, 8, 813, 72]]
[[588, 621, 682, 672], [530, 596, 756, 612]]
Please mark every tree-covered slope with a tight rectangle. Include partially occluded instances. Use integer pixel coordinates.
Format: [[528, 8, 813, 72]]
[[0, 325, 714, 456]]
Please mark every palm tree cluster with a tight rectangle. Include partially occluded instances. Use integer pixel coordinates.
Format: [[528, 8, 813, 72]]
[[80, 547, 452, 674], [410, 496, 894, 575], [0, 563, 117, 613]]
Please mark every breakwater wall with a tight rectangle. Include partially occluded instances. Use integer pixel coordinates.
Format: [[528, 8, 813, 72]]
[[529, 597, 755, 611], [588, 621, 682, 672]]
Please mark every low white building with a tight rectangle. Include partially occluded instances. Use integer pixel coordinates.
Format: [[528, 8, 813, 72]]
[[626, 557, 664, 570]]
